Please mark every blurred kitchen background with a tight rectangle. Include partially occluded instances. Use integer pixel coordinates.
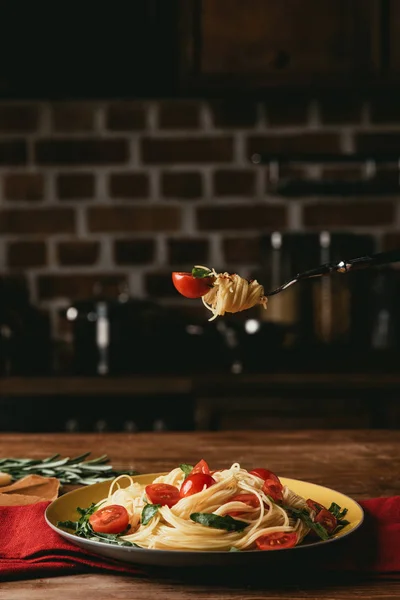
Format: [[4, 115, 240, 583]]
[[1, 0, 400, 433]]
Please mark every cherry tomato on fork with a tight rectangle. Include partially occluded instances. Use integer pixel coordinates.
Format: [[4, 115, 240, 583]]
[[89, 504, 129, 534], [180, 473, 216, 498], [171, 272, 214, 298], [255, 531, 297, 550], [145, 483, 180, 508]]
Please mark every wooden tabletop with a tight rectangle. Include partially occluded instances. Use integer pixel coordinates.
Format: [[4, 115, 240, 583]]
[[1, 430, 400, 599]]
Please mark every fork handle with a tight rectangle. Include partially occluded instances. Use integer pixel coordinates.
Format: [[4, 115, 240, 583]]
[[296, 249, 400, 281], [338, 249, 400, 272]]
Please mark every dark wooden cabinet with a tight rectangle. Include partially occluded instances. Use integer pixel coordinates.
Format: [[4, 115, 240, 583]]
[[388, 1, 400, 75], [179, 0, 382, 92]]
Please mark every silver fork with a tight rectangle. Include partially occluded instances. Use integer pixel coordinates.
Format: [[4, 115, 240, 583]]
[[265, 249, 400, 297]]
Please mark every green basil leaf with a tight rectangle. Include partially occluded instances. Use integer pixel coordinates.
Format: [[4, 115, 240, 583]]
[[141, 503, 161, 525], [57, 520, 78, 531], [191, 267, 212, 279], [229, 546, 241, 552], [180, 463, 193, 478], [190, 512, 247, 532]]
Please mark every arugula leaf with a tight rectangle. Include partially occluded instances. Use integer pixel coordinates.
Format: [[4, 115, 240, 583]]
[[180, 463, 193, 478], [191, 267, 212, 279], [57, 503, 137, 547], [282, 505, 330, 541], [141, 503, 161, 525], [328, 502, 350, 533], [190, 512, 247, 532], [328, 502, 348, 520]]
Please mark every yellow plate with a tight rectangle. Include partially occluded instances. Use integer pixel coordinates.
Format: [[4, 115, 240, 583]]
[[45, 474, 364, 568]]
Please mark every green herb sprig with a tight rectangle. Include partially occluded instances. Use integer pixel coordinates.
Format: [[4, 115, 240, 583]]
[[0, 453, 138, 486]]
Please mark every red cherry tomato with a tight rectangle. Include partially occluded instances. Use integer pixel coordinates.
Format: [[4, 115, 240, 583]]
[[255, 531, 297, 550], [306, 498, 326, 515], [89, 504, 129, 534], [315, 508, 337, 534], [249, 468, 281, 485], [191, 459, 211, 475], [145, 483, 180, 508], [172, 272, 214, 299], [262, 478, 284, 503], [180, 473, 216, 498], [226, 493, 260, 517]]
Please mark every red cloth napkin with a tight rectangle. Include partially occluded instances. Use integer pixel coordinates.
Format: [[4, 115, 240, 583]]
[[1, 497, 400, 581]]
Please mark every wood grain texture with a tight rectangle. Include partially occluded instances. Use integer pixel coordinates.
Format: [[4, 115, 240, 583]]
[[1, 430, 400, 598]]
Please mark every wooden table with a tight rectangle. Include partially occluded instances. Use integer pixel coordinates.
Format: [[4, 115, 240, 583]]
[[1, 430, 400, 599]]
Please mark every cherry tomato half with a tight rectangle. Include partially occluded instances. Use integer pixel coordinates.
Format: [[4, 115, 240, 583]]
[[180, 473, 216, 498], [145, 483, 180, 508], [306, 498, 326, 515], [172, 272, 214, 299], [191, 459, 211, 475], [89, 504, 129, 534], [315, 508, 337, 534], [249, 468, 281, 485], [226, 493, 260, 517], [262, 478, 284, 503], [255, 531, 297, 551]]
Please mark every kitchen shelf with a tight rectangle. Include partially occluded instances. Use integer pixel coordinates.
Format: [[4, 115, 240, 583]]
[[2, 373, 400, 398]]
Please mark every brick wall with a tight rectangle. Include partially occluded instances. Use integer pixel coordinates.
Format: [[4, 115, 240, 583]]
[[1, 97, 400, 347]]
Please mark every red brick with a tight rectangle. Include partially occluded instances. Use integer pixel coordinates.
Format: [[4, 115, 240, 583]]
[[248, 133, 340, 157], [106, 102, 147, 131], [57, 173, 95, 199], [370, 96, 400, 123], [303, 201, 395, 227], [158, 101, 200, 129], [52, 104, 95, 131], [0, 105, 38, 132], [222, 237, 262, 263], [57, 241, 100, 266], [7, 241, 46, 267], [197, 205, 287, 231], [355, 133, 400, 155], [167, 238, 209, 265], [88, 206, 181, 233], [161, 172, 203, 198], [214, 170, 255, 196], [141, 137, 233, 164], [38, 274, 127, 300], [211, 101, 257, 128], [318, 94, 362, 124], [114, 239, 155, 265], [4, 174, 44, 200], [382, 233, 400, 252], [35, 139, 129, 165], [109, 173, 149, 198], [265, 97, 308, 126], [0, 141, 27, 165], [0, 208, 75, 234]]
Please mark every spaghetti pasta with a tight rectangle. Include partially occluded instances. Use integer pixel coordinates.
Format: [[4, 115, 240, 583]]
[[197, 266, 268, 321], [85, 462, 318, 552]]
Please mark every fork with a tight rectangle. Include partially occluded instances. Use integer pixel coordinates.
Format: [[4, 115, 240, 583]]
[[265, 249, 400, 297]]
